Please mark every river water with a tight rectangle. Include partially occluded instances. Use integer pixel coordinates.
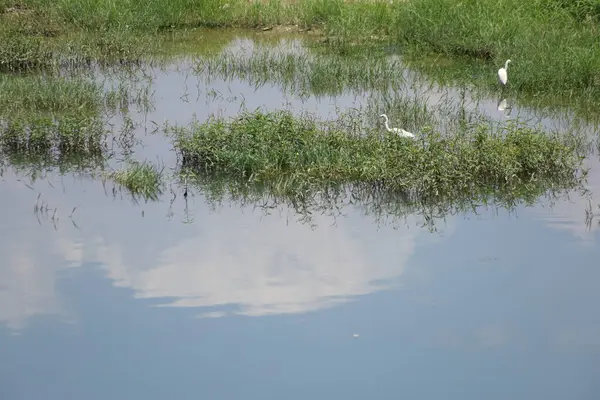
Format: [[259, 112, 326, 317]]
[[1, 31, 599, 400]]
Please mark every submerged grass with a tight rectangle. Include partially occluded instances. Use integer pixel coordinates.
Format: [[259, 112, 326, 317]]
[[108, 161, 165, 202], [195, 43, 409, 96], [0, 71, 154, 118], [0, 71, 153, 172], [0, 115, 107, 172], [0, 74, 103, 115], [171, 110, 585, 203]]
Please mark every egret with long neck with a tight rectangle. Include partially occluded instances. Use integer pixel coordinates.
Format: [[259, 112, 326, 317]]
[[379, 114, 415, 138]]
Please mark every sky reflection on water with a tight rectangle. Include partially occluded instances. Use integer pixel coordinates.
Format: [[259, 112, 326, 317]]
[[2, 32, 600, 400]]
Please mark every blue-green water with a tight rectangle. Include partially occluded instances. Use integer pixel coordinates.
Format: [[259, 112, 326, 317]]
[[1, 34, 600, 400]]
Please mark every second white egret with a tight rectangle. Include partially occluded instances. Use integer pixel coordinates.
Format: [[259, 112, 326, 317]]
[[379, 114, 415, 139], [498, 59, 511, 86]]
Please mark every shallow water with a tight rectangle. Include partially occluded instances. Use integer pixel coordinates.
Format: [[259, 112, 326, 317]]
[[2, 31, 600, 400]]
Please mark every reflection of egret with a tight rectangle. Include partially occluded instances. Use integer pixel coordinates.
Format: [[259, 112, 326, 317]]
[[379, 114, 415, 139], [497, 97, 513, 117], [497, 98, 508, 111], [498, 59, 511, 86]]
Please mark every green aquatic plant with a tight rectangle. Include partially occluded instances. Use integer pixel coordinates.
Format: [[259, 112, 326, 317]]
[[0, 75, 103, 115], [1, 0, 599, 110], [170, 110, 585, 203], [108, 161, 165, 202], [0, 115, 108, 172], [195, 45, 409, 96]]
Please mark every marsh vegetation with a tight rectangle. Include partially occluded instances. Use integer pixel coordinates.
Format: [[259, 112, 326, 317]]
[[3, 0, 600, 102], [4, 3, 600, 396], [172, 110, 584, 198], [108, 161, 165, 202], [1, 0, 599, 227]]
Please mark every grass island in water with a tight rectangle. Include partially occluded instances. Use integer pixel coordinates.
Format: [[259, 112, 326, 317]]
[[170, 110, 585, 201]]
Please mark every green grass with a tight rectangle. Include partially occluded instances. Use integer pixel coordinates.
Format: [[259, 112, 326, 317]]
[[108, 161, 165, 202], [0, 71, 154, 117], [196, 44, 410, 96], [185, 0, 600, 117], [0, 115, 107, 172], [0, 34, 54, 71], [2, 0, 600, 105], [0, 72, 151, 170], [0, 74, 103, 114], [391, 0, 600, 100], [0, 67, 161, 184], [0, 0, 287, 68], [170, 110, 586, 203], [0, 0, 597, 191], [0, 59, 154, 176]]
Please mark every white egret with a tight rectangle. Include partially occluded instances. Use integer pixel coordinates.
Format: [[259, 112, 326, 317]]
[[379, 114, 415, 139], [497, 59, 511, 86]]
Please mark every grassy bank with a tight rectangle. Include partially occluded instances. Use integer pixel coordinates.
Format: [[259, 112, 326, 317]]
[[170, 110, 585, 202], [392, 0, 600, 103], [2, 0, 600, 101], [0, 0, 284, 68]]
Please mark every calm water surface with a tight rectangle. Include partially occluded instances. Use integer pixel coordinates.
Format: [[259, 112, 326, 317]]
[[2, 32, 600, 400]]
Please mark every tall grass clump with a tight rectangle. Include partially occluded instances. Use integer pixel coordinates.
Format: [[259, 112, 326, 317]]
[[0, 116, 107, 171], [0, 71, 157, 173], [171, 110, 584, 201], [108, 161, 164, 201], [0, 72, 156, 120], [0, 75, 103, 115], [0, 34, 54, 71], [3, 0, 600, 105], [196, 44, 409, 96]]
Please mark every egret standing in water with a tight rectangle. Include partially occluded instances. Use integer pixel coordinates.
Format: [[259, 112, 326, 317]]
[[379, 114, 415, 138], [498, 59, 511, 86]]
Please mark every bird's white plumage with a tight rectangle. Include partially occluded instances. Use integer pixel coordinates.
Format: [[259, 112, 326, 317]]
[[498, 68, 507, 85], [379, 114, 415, 138], [497, 59, 511, 85]]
